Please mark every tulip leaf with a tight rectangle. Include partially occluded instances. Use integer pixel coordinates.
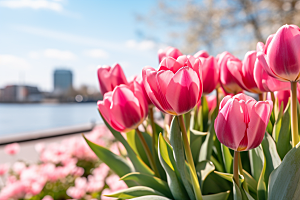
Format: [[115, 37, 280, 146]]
[[221, 144, 233, 173], [191, 137, 204, 163], [126, 130, 153, 167], [131, 196, 172, 200], [202, 171, 232, 194], [272, 99, 284, 141], [242, 169, 258, 194], [158, 134, 189, 200], [257, 154, 267, 200], [99, 111, 154, 175], [276, 100, 292, 159], [199, 108, 218, 162], [249, 145, 264, 182], [202, 191, 230, 200], [268, 143, 300, 200], [200, 95, 209, 132], [260, 132, 281, 186], [170, 117, 195, 200], [195, 160, 215, 188], [83, 135, 135, 187], [233, 178, 254, 200], [120, 172, 173, 198], [105, 186, 164, 199]]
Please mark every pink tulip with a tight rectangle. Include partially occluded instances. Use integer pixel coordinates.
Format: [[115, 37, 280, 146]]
[[194, 50, 209, 58], [268, 90, 290, 110], [227, 51, 262, 93], [5, 143, 20, 155], [215, 93, 273, 151], [0, 164, 8, 176], [97, 82, 148, 132], [158, 47, 183, 63], [257, 25, 300, 82], [218, 52, 243, 94], [97, 64, 128, 95], [254, 42, 290, 92], [206, 95, 217, 112], [143, 55, 203, 115], [129, 75, 153, 106], [193, 53, 219, 94]]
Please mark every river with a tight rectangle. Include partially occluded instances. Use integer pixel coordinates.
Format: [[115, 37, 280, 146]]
[[0, 103, 102, 135]]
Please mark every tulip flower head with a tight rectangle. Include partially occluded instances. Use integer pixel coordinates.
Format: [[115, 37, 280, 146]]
[[218, 52, 243, 94], [129, 75, 153, 106], [97, 81, 148, 132], [215, 94, 273, 151], [97, 64, 128, 95], [5, 143, 20, 155], [193, 52, 219, 94], [143, 55, 203, 116], [158, 47, 183, 63], [257, 24, 300, 82]]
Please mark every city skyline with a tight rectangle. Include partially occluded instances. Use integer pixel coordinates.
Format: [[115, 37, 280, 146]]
[[0, 0, 168, 91]]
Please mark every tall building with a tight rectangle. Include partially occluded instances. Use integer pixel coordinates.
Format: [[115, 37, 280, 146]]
[[53, 69, 73, 94], [0, 85, 42, 102]]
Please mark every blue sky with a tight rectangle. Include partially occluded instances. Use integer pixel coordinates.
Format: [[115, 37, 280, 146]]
[[0, 0, 168, 91]]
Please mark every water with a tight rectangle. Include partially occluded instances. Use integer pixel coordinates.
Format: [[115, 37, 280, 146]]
[[0, 103, 102, 135]]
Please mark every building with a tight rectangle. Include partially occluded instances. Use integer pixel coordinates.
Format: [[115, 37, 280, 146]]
[[0, 85, 42, 102], [53, 69, 73, 94]]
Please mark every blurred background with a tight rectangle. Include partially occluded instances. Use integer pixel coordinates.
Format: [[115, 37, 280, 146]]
[[1, 0, 299, 136]]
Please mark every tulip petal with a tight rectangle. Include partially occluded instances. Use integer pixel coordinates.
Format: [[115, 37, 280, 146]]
[[97, 66, 112, 94], [246, 100, 273, 150], [110, 86, 142, 131], [201, 56, 219, 94], [159, 57, 182, 73], [166, 67, 200, 115], [110, 63, 128, 86], [215, 98, 247, 151]]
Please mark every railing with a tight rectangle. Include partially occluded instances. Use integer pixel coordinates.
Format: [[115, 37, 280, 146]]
[[0, 122, 99, 145]]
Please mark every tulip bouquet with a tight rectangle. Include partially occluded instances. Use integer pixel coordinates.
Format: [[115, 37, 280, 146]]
[[85, 24, 300, 200]]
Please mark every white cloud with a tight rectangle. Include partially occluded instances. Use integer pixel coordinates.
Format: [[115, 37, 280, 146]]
[[0, 55, 31, 69], [125, 40, 156, 51], [0, 0, 63, 12], [28, 51, 40, 59], [118, 61, 130, 69], [44, 49, 76, 60], [84, 49, 109, 59]]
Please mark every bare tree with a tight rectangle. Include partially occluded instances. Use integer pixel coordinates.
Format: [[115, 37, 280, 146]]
[[138, 0, 300, 57]]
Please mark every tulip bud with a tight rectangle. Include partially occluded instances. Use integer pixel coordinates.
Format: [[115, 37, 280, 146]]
[[257, 24, 300, 82], [158, 47, 183, 63], [214, 94, 273, 151], [268, 90, 290, 110], [97, 64, 128, 95], [194, 50, 209, 58], [143, 55, 203, 116], [97, 82, 148, 132], [218, 52, 243, 94], [194, 53, 219, 94]]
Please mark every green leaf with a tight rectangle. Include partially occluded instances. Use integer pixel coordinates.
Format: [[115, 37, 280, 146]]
[[126, 130, 153, 167], [233, 178, 254, 200], [249, 145, 264, 182], [105, 186, 164, 199], [214, 171, 244, 183], [257, 154, 267, 200], [260, 132, 281, 186], [120, 172, 173, 198], [268, 143, 300, 200], [221, 144, 233, 173], [272, 99, 284, 141], [131, 196, 171, 200], [203, 191, 230, 200], [83, 136, 134, 185], [169, 117, 195, 200], [199, 108, 217, 162], [201, 95, 209, 132], [276, 100, 292, 159], [196, 160, 215, 188], [242, 169, 257, 194], [99, 111, 154, 175], [158, 134, 189, 200], [202, 172, 232, 194]]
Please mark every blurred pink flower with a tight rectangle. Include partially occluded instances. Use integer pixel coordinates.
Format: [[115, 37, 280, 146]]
[[4, 143, 20, 155], [42, 195, 54, 200], [0, 163, 8, 176]]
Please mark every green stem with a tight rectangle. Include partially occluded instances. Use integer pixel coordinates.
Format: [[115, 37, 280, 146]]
[[270, 92, 275, 106], [185, 111, 191, 144], [238, 155, 249, 193], [136, 128, 160, 177], [178, 115, 203, 200], [148, 107, 160, 178], [291, 82, 299, 147], [233, 151, 239, 186]]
